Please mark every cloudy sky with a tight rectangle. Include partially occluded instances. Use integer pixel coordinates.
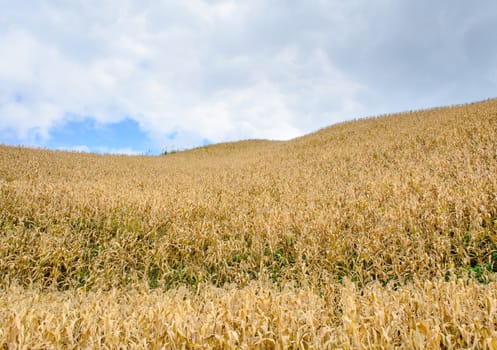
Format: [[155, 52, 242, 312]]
[[1, 1, 496, 154]]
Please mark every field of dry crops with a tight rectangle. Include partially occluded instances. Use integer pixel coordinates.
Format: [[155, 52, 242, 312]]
[[1, 98, 497, 348]]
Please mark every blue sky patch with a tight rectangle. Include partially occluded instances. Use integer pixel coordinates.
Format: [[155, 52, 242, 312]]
[[166, 131, 178, 140], [46, 118, 155, 155]]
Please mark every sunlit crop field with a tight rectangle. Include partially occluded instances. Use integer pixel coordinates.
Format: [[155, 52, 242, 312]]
[[1, 99, 497, 348]]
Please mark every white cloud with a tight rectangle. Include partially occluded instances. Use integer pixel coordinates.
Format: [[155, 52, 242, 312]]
[[56, 145, 90, 153], [95, 146, 142, 156], [1, 0, 496, 150], [56, 144, 142, 155], [0, 0, 367, 149]]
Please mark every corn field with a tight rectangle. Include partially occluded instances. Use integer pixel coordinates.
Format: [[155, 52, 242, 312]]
[[1, 98, 497, 348]]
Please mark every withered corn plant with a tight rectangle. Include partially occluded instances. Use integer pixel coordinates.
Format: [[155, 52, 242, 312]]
[[0, 98, 497, 348]]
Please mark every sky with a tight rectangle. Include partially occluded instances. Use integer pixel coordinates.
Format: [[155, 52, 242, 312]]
[[1, 1, 497, 155]]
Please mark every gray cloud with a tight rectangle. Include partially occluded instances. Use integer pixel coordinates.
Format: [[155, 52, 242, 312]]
[[0, 0, 496, 149], [324, 1, 497, 109]]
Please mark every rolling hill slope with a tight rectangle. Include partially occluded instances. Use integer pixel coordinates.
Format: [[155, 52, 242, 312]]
[[0, 98, 496, 348]]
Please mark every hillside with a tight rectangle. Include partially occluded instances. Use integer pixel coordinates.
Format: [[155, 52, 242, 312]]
[[1, 98, 497, 348]]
